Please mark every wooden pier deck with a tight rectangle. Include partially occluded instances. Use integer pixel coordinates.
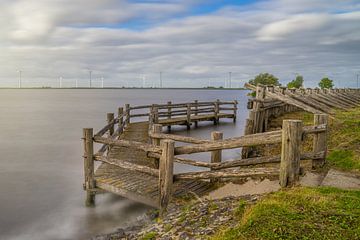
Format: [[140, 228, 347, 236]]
[[94, 122, 212, 207]]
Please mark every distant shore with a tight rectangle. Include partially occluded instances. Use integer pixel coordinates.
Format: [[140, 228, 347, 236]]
[[0, 87, 246, 90]]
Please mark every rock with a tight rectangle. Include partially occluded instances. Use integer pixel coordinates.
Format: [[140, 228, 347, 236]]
[[321, 169, 360, 189]]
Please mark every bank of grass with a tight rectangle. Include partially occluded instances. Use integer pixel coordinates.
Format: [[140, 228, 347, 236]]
[[327, 108, 360, 171], [212, 187, 360, 240], [265, 107, 360, 172]]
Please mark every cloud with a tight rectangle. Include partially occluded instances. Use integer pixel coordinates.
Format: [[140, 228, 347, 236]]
[[0, 0, 360, 88]]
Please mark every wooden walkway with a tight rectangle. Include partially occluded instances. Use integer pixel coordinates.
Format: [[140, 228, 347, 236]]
[[87, 102, 239, 209], [94, 122, 212, 207]]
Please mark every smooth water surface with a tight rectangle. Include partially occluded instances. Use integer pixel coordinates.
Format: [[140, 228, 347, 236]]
[[0, 89, 249, 240]]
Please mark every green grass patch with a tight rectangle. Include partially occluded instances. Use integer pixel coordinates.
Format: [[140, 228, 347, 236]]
[[327, 150, 360, 170], [212, 187, 360, 240], [140, 231, 157, 240], [327, 108, 360, 171]]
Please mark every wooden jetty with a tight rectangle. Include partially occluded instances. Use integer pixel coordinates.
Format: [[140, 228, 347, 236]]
[[82, 87, 360, 213], [83, 100, 238, 212]]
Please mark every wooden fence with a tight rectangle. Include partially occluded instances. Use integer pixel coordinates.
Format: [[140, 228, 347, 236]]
[[83, 99, 237, 209], [85, 115, 327, 211]]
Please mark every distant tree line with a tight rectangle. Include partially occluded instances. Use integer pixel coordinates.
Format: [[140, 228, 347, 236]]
[[248, 73, 334, 90]]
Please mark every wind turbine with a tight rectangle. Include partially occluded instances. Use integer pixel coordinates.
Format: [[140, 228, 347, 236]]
[[101, 76, 104, 88], [59, 76, 63, 88], [17, 70, 22, 88]]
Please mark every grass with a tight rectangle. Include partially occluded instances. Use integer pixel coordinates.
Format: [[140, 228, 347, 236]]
[[327, 108, 360, 171], [212, 187, 360, 240], [265, 108, 360, 172], [140, 231, 157, 240]]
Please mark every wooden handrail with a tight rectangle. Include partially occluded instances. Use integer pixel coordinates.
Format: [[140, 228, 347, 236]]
[[94, 155, 159, 176], [149, 132, 210, 144], [93, 135, 161, 154], [174, 167, 279, 180], [94, 118, 119, 137], [303, 124, 327, 135]]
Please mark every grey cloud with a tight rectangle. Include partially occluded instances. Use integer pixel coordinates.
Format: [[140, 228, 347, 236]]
[[1, 0, 360, 88]]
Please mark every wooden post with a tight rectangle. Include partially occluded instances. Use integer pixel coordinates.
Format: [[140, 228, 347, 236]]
[[107, 113, 114, 136], [312, 114, 328, 169], [148, 106, 154, 133], [211, 131, 223, 183], [83, 128, 95, 206], [151, 124, 162, 146], [167, 101, 172, 132], [125, 104, 130, 125], [186, 103, 191, 130], [159, 139, 174, 215], [241, 118, 254, 158], [279, 120, 302, 188], [214, 99, 220, 125], [194, 100, 198, 128], [153, 105, 159, 124], [233, 100, 238, 122], [118, 107, 124, 134], [253, 85, 266, 133]]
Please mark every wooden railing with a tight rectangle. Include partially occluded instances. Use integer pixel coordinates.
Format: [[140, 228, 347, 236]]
[[144, 113, 329, 210], [82, 99, 237, 208]]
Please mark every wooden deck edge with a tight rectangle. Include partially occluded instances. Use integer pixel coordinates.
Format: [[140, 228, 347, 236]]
[[96, 181, 159, 208]]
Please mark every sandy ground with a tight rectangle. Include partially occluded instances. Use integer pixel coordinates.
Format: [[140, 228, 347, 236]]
[[206, 179, 280, 200], [206, 169, 360, 200], [321, 169, 360, 189]]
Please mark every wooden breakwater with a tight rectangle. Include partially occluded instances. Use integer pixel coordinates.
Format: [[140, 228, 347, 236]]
[[242, 83, 360, 159]]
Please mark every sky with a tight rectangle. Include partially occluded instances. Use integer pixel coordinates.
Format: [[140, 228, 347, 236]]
[[0, 0, 360, 88]]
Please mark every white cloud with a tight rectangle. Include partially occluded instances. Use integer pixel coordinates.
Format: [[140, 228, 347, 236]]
[[0, 0, 360, 88]]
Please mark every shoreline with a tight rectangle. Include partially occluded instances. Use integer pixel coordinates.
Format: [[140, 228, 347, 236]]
[[0, 87, 247, 90]]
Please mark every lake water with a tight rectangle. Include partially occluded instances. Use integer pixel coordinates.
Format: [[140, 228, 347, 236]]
[[0, 89, 249, 240]]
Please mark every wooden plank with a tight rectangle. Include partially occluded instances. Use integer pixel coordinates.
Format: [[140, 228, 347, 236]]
[[174, 130, 282, 155], [174, 168, 279, 180]]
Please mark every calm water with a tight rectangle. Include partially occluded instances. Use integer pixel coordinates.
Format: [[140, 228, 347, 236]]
[[0, 89, 249, 240]]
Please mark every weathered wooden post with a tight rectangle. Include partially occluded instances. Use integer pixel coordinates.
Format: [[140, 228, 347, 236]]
[[186, 103, 191, 130], [233, 100, 238, 122], [214, 99, 220, 125], [83, 128, 95, 206], [242, 85, 266, 158], [279, 120, 302, 188], [194, 100, 199, 128], [125, 104, 130, 125], [148, 106, 154, 133], [107, 113, 114, 136], [211, 131, 223, 183], [159, 139, 174, 215], [151, 124, 162, 146], [167, 101, 172, 132], [118, 107, 124, 134], [254, 85, 266, 133], [153, 105, 159, 124], [312, 114, 328, 169]]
